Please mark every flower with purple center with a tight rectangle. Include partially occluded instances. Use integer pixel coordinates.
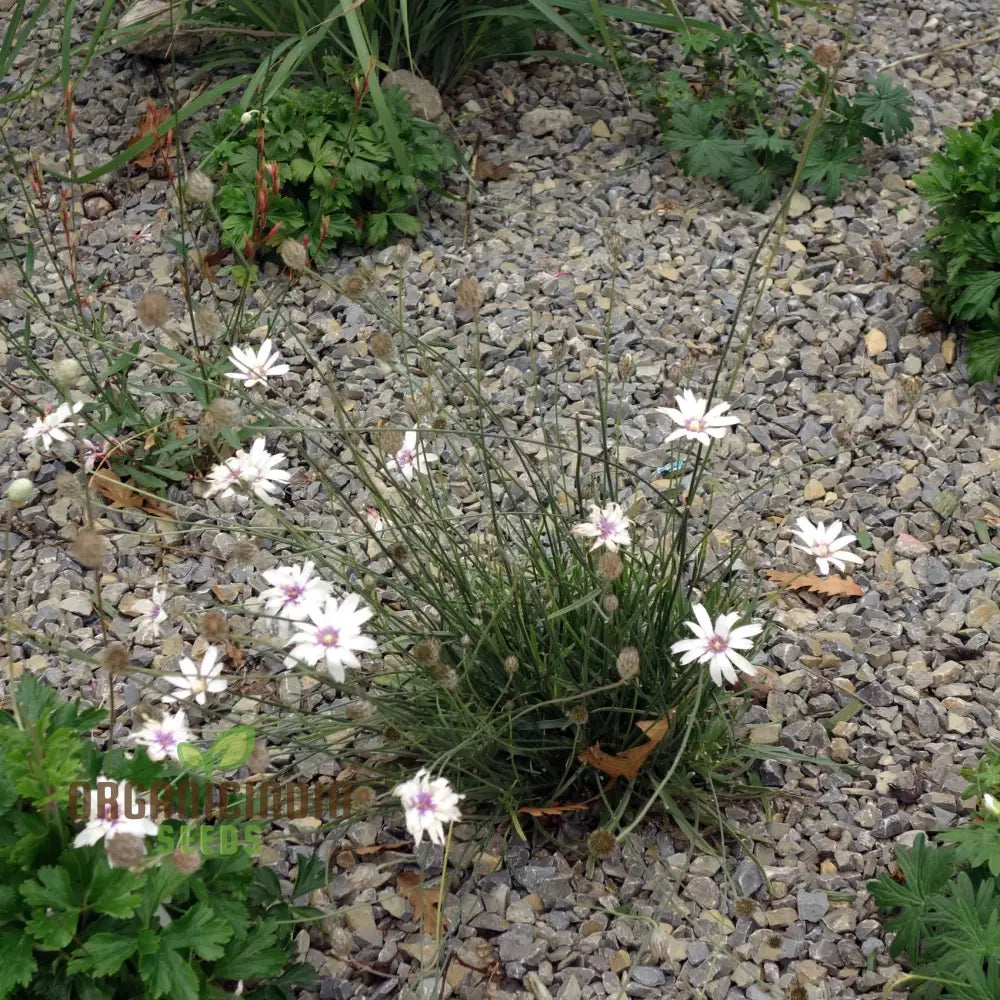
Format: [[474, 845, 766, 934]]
[[388, 430, 438, 482], [670, 603, 763, 688], [23, 400, 85, 452], [393, 768, 463, 846], [72, 775, 159, 847], [131, 710, 193, 762], [655, 390, 740, 447], [284, 593, 378, 682], [259, 561, 334, 632], [571, 502, 632, 554], [161, 646, 228, 706], [790, 517, 864, 576], [131, 583, 168, 641]]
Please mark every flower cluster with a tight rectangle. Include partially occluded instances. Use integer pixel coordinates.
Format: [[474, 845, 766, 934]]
[[204, 437, 290, 505], [23, 400, 85, 452]]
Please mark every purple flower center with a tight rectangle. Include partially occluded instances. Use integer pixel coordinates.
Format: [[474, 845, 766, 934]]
[[597, 517, 616, 539], [814, 543, 830, 556], [706, 634, 728, 654], [684, 417, 706, 432], [317, 626, 340, 648], [398, 449, 415, 468], [154, 730, 179, 751], [282, 583, 305, 605], [412, 790, 435, 815]]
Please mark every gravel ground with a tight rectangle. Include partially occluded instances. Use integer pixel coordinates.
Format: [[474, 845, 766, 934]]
[[2, 0, 1000, 998]]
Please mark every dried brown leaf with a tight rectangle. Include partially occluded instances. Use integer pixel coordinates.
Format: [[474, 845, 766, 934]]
[[518, 796, 598, 818], [354, 839, 411, 856], [765, 569, 863, 598], [397, 870, 444, 934], [473, 157, 513, 182], [577, 714, 675, 783], [91, 469, 174, 520]]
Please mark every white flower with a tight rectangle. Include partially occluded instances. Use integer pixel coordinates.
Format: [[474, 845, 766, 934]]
[[240, 109, 262, 126], [393, 769, 463, 846], [162, 646, 228, 706], [365, 506, 385, 532], [790, 517, 865, 576], [984, 793, 1000, 817], [224, 340, 290, 389], [23, 400, 85, 452], [131, 710, 193, 761], [670, 604, 763, 688], [204, 437, 290, 506], [571, 502, 632, 553], [82, 438, 107, 472], [656, 390, 740, 447], [284, 593, 377, 682], [389, 430, 438, 481], [131, 584, 168, 640], [259, 561, 333, 629], [73, 775, 159, 847]]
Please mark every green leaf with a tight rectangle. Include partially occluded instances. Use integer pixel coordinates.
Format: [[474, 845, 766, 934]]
[[177, 742, 205, 769], [293, 850, 329, 898], [953, 271, 1000, 321], [88, 863, 143, 918], [854, 74, 915, 141], [162, 901, 233, 960], [966, 327, 1000, 382], [211, 922, 286, 980], [0, 932, 35, 999], [70, 933, 138, 976], [210, 726, 256, 771], [20, 864, 77, 910], [662, 104, 741, 180], [140, 947, 200, 1000], [389, 212, 421, 235]]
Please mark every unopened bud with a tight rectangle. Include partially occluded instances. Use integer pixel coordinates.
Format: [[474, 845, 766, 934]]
[[171, 846, 202, 875], [5, 477, 32, 506], [616, 646, 640, 681], [503, 655, 518, 676], [617, 353, 635, 380], [53, 358, 84, 387], [137, 291, 170, 328], [71, 528, 109, 568], [186, 170, 215, 204], [279, 238, 309, 271], [106, 832, 146, 869]]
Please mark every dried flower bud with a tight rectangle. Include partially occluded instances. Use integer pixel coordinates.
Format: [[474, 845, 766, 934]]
[[601, 593, 619, 615], [0, 265, 19, 300], [369, 332, 395, 361], [352, 785, 376, 810], [186, 170, 215, 204], [616, 646, 640, 682], [383, 724, 402, 742], [460, 634, 472, 649], [171, 846, 202, 875], [455, 276, 482, 314], [812, 41, 839, 68], [202, 396, 241, 433], [346, 699, 374, 721], [103, 643, 129, 674], [279, 238, 309, 271], [432, 664, 458, 688], [412, 638, 441, 666], [431, 414, 447, 430], [503, 655, 518, 676], [53, 358, 84, 387], [200, 611, 229, 643], [646, 923, 672, 963], [566, 705, 588, 725], [389, 542, 409, 564], [340, 270, 371, 301], [392, 242, 412, 268], [5, 477, 32, 506], [137, 291, 170, 328], [72, 527, 109, 568], [194, 306, 223, 339], [587, 828, 617, 859], [617, 353, 635, 380], [372, 427, 404, 454], [106, 832, 146, 869], [597, 551, 623, 582]]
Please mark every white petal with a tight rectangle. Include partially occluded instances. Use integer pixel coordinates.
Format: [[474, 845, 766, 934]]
[[692, 604, 714, 636]]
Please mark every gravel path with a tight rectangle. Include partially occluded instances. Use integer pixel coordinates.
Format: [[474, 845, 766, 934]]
[[2, 0, 1000, 998]]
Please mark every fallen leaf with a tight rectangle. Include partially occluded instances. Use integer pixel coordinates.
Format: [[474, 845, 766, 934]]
[[518, 796, 598, 818], [354, 839, 411, 856], [91, 469, 175, 520], [397, 870, 444, 934], [577, 714, 675, 784], [473, 157, 513, 182], [765, 569, 863, 598], [126, 103, 172, 172]]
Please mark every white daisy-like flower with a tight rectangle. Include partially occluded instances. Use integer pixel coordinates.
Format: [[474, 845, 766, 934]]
[[23, 400, 85, 452], [571, 502, 632, 553], [393, 768, 464, 846], [131, 710, 193, 762], [259, 561, 333, 630], [284, 593, 378, 682], [389, 430, 438, 481], [655, 390, 740, 447], [204, 437, 290, 506], [670, 604, 763, 688], [224, 339, 290, 389], [131, 584, 168, 640], [790, 517, 865, 576], [73, 775, 159, 847], [162, 646, 228, 706]]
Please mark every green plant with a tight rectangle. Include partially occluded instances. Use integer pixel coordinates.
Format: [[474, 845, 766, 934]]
[[869, 747, 1000, 999], [914, 109, 1000, 381], [190, 67, 458, 263], [0, 673, 318, 1000], [627, 10, 913, 205]]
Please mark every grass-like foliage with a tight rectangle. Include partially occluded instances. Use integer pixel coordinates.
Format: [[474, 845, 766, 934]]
[[626, 10, 913, 205], [869, 746, 1000, 999], [0, 675, 317, 1000], [190, 66, 458, 265], [914, 109, 1000, 381]]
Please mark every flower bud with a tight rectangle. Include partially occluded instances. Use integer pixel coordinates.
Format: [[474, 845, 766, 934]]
[[616, 646, 640, 681], [5, 477, 32, 506], [71, 527, 109, 568], [171, 846, 202, 875], [186, 170, 215, 204], [587, 828, 616, 858], [137, 291, 170, 328], [53, 358, 83, 387], [503, 655, 518, 676], [279, 238, 309, 271], [566, 705, 588, 725], [106, 832, 146, 869], [617, 353, 635, 380]]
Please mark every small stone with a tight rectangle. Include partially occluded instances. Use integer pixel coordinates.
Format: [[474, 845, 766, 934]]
[[748, 723, 781, 745], [788, 193, 811, 218], [966, 602, 1000, 628], [803, 478, 825, 501], [796, 960, 828, 986], [942, 338, 956, 365], [733, 857, 764, 896], [520, 106, 574, 136], [610, 949, 631, 973], [865, 328, 888, 355], [932, 490, 961, 518], [382, 70, 444, 121], [591, 120, 611, 139], [796, 890, 829, 923]]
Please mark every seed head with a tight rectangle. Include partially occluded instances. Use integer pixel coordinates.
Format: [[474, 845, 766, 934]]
[[767, 933, 781, 949], [566, 705, 589, 725], [72, 528, 109, 568], [587, 828, 617, 859], [352, 785, 377, 810], [646, 923, 672, 963], [597, 551, 623, 582], [617, 353, 635, 380], [389, 542, 409, 564], [433, 664, 458, 688], [370, 332, 395, 361], [279, 238, 309, 271], [431, 414, 447, 430], [812, 41, 839, 68], [185, 170, 215, 204], [200, 611, 229, 643], [137, 291, 170, 328], [53, 358, 84, 387], [0, 265, 19, 300], [392, 242, 412, 268], [503, 655, 518, 676], [383, 724, 402, 742], [5, 477, 32, 506], [455, 276, 482, 314], [372, 427, 404, 454], [106, 832, 146, 869], [202, 397, 241, 433], [194, 306, 223, 339], [171, 847, 202, 875], [551, 341, 566, 363], [103, 643, 129, 674], [601, 593, 619, 615], [340, 270, 371, 301], [412, 638, 441, 666], [616, 647, 640, 682]]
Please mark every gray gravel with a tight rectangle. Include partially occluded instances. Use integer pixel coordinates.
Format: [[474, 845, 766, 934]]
[[2, 0, 1000, 997]]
